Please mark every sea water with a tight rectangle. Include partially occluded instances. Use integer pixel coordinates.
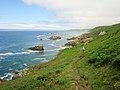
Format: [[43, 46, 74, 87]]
[[0, 30, 85, 80]]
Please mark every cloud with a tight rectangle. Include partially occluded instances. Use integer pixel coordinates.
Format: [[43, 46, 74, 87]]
[[23, 0, 120, 29], [0, 23, 70, 30]]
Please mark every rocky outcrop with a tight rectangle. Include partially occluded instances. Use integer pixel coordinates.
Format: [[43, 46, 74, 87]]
[[65, 33, 93, 46], [65, 41, 77, 46], [0, 79, 6, 83], [28, 44, 44, 51], [65, 38, 80, 46], [12, 68, 31, 80], [12, 72, 21, 80], [49, 36, 61, 40], [99, 31, 106, 35], [67, 37, 76, 40]]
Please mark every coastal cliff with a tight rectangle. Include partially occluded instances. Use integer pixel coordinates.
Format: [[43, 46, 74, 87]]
[[0, 23, 120, 90]]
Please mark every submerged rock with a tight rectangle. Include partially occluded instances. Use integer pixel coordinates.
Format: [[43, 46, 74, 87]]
[[39, 38, 43, 40], [49, 36, 61, 40], [28, 44, 44, 51]]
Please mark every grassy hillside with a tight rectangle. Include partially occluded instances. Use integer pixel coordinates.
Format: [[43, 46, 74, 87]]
[[0, 23, 120, 90]]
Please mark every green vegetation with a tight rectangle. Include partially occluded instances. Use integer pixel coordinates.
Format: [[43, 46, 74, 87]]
[[0, 23, 120, 90]]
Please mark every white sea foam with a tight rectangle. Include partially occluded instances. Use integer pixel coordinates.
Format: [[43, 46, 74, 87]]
[[56, 38, 64, 41], [59, 46, 69, 50], [48, 41, 58, 47], [23, 63, 27, 66], [32, 58, 41, 61], [36, 35, 45, 38], [41, 59, 49, 63], [0, 46, 68, 57], [28, 50, 39, 53], [0, 52, 30, 56], [49, 43, 54, 46], [32, 58, 47, 61], [15, 52, 30, 55], [0, 73, 14, 80], [0, 50, 40, 56], [36, 35, 46, 40], [13, 62, 18, 65], [0, 52, 14, 56]]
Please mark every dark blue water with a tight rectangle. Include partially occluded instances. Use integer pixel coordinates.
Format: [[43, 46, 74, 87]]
[[0, 30, 84, 80]]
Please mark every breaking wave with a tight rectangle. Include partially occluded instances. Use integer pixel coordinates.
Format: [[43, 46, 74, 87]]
[[0, 73, 14, 80], [0, 50, 39, 56]]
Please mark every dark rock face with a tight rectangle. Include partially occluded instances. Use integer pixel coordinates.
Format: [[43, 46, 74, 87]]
[[49, 36, 61, 40], [28, 45, 44, 51]]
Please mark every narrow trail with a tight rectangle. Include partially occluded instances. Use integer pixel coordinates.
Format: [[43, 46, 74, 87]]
[[72, 56, 91, 90]]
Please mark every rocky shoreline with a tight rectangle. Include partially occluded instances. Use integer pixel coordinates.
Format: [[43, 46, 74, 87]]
[[65, 33, 93, 46], [0, 33, 92, 81], [12, 68, 31, 80], [9, 31, 107, 81]]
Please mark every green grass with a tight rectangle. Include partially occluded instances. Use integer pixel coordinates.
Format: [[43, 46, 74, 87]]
[[77, 23, 120, 90], [0, 23, 120, 90]]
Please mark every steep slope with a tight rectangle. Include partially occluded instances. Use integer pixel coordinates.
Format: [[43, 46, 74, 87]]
[[78, 23, 120, 90], [0, 23, 120, 90]]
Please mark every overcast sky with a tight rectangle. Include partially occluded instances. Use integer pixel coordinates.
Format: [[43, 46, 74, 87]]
[[0, 0, 120, 30]]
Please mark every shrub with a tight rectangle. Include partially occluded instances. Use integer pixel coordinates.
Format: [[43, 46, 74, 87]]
[[112, 55, 120, 68], [88, 32, 120, 67]]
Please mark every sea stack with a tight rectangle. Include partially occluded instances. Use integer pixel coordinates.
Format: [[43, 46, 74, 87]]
[[28, 44, 44, 51]]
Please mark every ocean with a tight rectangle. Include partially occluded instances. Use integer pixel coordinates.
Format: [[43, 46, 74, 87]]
[[0, 30, 85, 80]]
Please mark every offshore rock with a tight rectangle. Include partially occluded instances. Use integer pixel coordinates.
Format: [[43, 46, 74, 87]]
[[49, 36, 61, 40], [28, 44, 44, 51]]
